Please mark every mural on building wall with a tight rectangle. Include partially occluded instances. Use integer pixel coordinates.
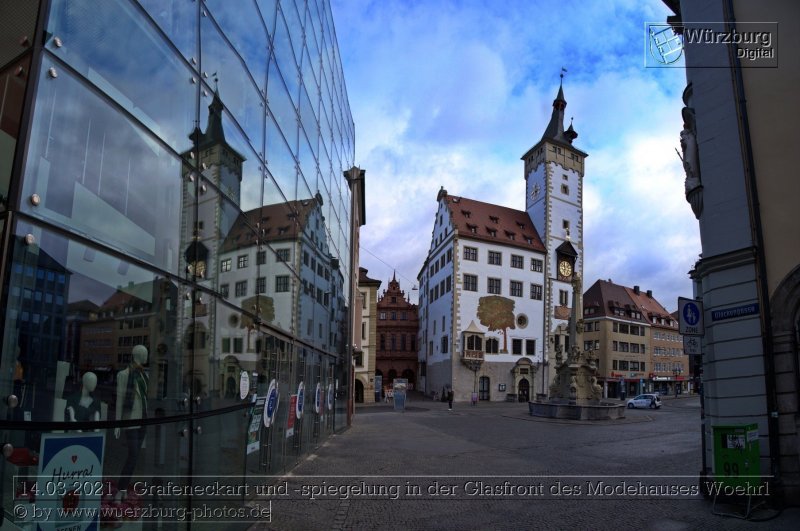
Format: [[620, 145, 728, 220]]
[[477, 296, 516, 353]]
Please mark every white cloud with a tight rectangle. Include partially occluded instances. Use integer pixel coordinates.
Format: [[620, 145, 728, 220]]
[[334, 0, 698, 308]]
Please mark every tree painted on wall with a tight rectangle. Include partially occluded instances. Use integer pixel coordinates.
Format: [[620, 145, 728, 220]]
[[477, 296, 516, 353], [240, 295, 275, 345]]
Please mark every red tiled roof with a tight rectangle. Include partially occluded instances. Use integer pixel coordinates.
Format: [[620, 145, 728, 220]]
[[443, 194, 546, 253], [221, 199, 320, 253], [625, 287, 675, 325], [583, 279, 647, 323]]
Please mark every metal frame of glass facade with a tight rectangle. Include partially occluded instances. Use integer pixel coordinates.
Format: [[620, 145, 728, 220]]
[[0, 1, 355, 528]]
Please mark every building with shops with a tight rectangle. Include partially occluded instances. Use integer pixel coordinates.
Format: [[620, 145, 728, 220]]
[[582, 279, 688, 399], [0, 0, 357, 525], [417, 83, 586, 403], [375, 274, 419, 396], [355, 268, 381, 403], [663, 0, 799, 501]]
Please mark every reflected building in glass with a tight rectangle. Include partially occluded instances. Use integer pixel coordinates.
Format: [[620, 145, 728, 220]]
[[0, 0, 357, 527]]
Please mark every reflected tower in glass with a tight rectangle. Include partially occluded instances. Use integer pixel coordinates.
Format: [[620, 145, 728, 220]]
[[0, 0, 356, 527]]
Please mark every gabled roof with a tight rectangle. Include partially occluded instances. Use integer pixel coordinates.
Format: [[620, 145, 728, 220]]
[[442, 194, 546, 253], [221, 199, 320, 253], [626, 287, 675, 325], [582, 279, 647, 323]]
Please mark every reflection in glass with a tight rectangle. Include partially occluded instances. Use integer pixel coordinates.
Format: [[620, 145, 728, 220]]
[[21, 59, 183, 275], [0, 55, 30, 211], [138, 0, 198, 64], [0, 220, 184, 425], [205, 0, 269, 93], [266, 114, 298, 202], [200, 14, 265, 154], [46, 0, 196, 153]]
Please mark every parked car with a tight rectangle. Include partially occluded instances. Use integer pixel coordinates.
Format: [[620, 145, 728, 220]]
[[627, 394, 662, 409]]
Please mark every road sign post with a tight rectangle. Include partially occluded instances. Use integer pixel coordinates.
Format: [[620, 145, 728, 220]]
[[678, 297, 704, 336]]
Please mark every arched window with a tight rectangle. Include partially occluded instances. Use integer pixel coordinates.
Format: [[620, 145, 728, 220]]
[[485, 338, 499, 354]]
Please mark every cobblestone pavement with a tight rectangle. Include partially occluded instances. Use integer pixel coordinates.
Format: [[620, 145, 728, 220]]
[[246, 395, 800, 530]]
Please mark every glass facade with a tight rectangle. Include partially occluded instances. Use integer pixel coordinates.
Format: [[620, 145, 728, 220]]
[[0, 0, 355, 528]]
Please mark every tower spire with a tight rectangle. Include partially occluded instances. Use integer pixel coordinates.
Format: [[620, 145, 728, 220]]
[[541, 68, 577, 144]]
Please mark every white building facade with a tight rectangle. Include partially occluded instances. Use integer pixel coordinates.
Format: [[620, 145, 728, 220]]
[[417, 84, 587, 402]]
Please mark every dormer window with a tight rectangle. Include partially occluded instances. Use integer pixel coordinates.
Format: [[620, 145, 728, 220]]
[[505, 231, 515, 240], [466, 223, 477, 234], [487, 228, 497, 237], [489, 216, 499, 224], [462, 210, 471, 218], [516, 222, 526, 230]]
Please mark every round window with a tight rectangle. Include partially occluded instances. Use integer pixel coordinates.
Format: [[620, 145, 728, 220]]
[[516, 314, 528, 328]]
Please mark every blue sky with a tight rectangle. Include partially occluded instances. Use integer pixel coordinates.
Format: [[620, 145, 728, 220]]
[[332, 0, 696, 311]]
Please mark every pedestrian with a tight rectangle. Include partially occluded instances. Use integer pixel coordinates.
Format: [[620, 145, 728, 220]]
[[447, 388, 454, 411]]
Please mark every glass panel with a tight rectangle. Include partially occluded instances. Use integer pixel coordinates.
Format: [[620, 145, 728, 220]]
[[284, 0, 305, 64], [297, 131, 316, 197], [0, 220, 185, 424], [21, 59, 183, 274], [205, 0, 269, 93], [256, 0, 278, 38], [267, 59, 298, 150], [46, 0, 196, 154], [200, 16, 265, 155], [299, 84, 318, 158], [2, 421, 190, 531], [0, 55, 30, 212], [196, 93, 264, 212], [137, 0, 198, 64], [258, 202, 302, 337], [0, 0, 38, 68], [272, 10, 299, 106], [266, 115, 297, 202]]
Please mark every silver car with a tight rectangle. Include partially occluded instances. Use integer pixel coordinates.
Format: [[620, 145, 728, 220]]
[[627, 394, 662, 409]]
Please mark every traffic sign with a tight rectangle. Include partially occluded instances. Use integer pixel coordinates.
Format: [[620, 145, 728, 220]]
[[678, 297, 704, 335], [684, 335, 702, 356]]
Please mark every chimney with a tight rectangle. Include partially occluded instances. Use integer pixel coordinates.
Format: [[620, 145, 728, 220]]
[[646, 290, 652, 298], [633, 285, 640, 295]]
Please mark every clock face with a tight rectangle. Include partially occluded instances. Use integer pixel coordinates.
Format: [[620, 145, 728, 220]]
[[531, 183, 541, 201], [558, 260, 573, 278]]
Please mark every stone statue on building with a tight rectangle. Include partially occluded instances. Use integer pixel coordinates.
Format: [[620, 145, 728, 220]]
[[679, 84, 703, 218]]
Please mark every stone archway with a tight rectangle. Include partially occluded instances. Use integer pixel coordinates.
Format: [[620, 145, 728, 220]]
[[354, 379, 364, 403], [518, 378, 530, 403], [769, 263, 800, 499]]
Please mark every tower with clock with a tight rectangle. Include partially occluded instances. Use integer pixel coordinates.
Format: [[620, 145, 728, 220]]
[[521, 75, 588, 380]]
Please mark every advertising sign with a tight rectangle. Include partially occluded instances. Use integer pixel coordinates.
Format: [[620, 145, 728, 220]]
[[264, 379, 279, 428], [393, 378, 408, 412], [296, 382, 305, 420], [713, 424, 760, 490], [239, 370, 250, 399], [314, 382, 322, 414], [247, 396, 266, 454], [327, 383, 334, 411], [37, 433, 105, 531], [286, 395, 298, 438]]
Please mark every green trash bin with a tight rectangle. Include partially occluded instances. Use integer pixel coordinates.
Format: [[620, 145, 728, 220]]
[[712, 424, 760, 491]]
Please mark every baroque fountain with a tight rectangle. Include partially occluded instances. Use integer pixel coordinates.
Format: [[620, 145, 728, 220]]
[[529, 275, 627, 420]]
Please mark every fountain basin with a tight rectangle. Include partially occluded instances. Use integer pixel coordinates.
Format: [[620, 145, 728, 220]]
[[528, 400, 626, 420]]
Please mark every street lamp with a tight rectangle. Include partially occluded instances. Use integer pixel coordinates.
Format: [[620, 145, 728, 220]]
[[673, 366, 683, 397]]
